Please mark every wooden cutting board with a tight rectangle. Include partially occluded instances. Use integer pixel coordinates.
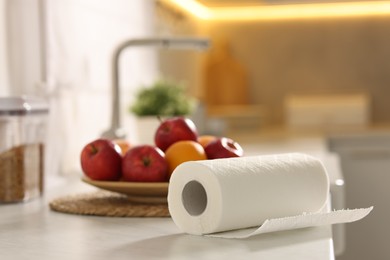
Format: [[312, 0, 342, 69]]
[[203, 40, 250, 107]]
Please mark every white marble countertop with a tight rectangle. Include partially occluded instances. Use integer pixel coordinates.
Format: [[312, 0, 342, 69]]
[[0, 179, 335, 260], [0, 136, 340, 260]]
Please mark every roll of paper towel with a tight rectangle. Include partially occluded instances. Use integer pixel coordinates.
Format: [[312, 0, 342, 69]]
[[168, 153, 372, 238]]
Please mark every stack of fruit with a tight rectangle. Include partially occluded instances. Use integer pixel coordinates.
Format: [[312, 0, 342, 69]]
[[80, 117, 243, 182]]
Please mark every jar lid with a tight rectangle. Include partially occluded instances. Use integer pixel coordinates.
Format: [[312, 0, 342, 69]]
[[0, 96, 49, 116]]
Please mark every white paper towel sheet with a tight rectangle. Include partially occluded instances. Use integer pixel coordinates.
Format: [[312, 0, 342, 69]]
[[167, 153, 372, 238]]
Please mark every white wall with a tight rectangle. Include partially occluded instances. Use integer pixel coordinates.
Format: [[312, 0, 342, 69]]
[[5, 0, 43, 96], [44, 0, 159, 176], [0, 0, 9, 95]]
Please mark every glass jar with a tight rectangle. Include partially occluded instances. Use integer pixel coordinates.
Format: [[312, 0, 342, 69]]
[[0, 96, 49, 203]]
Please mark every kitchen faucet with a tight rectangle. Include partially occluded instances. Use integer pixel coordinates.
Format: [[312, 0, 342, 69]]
[[101, 37, 210, 140]]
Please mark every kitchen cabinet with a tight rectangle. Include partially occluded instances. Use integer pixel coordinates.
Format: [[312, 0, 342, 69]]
[[328, 132, 390, 260]]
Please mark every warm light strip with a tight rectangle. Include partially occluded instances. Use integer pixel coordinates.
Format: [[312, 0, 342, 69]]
[[164, 0, 390, 21], [168, 0, 212, 19]]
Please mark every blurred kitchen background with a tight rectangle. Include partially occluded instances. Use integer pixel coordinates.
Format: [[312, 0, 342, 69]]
[[1, 0, 390, 259]]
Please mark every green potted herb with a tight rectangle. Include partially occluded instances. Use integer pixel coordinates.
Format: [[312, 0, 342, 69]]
[[130, 79, 195, 144], [131, 79, 194, 117]]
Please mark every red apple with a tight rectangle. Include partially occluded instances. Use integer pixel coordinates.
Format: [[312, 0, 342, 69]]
[[80, 139, 122, 181], [154, 117, 198, 151], [122, 145, 169, 182], [204, 137, 244, 159]]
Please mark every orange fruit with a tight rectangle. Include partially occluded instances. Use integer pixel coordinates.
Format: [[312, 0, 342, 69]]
[[197, 135, 217, 148], [113, 139, 131, 156], [165, 140, 207, 175]]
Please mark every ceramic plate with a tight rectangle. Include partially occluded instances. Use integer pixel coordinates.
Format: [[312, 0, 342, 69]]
[[82, 177, 169, 204]]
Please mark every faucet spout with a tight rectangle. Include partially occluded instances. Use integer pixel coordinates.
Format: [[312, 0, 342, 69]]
[[101, 37, 210, 140]]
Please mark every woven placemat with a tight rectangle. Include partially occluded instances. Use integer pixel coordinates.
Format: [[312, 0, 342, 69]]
[[49, 191, 170, 217]]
